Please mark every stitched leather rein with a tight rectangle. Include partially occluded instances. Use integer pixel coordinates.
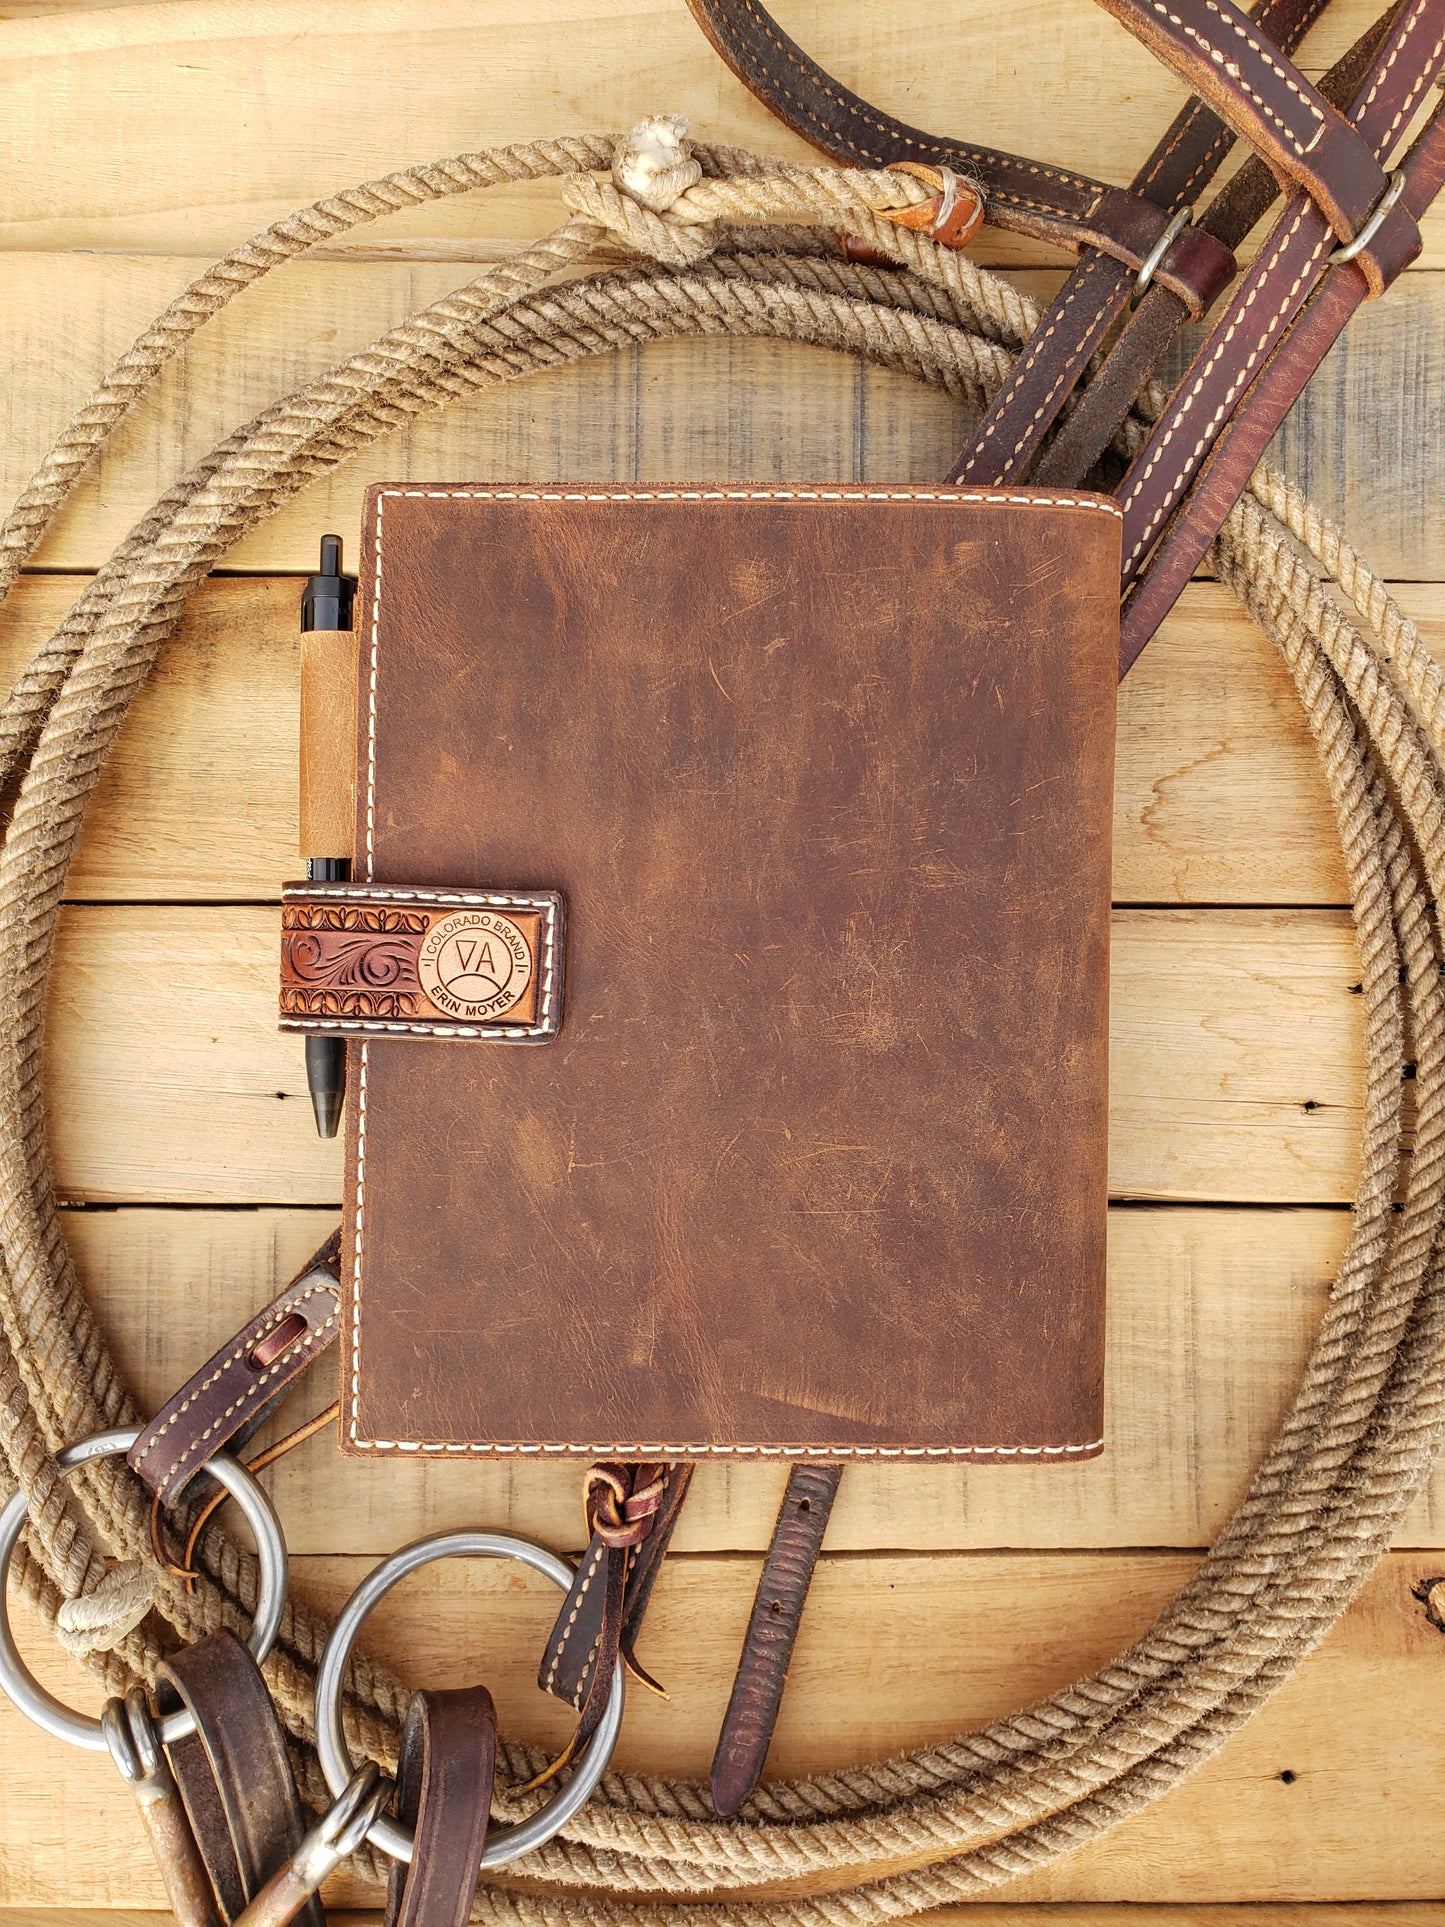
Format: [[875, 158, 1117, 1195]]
[[688, 0, 1445, 670]]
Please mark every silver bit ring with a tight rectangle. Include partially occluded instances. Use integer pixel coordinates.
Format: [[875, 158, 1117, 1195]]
[[0, 1427, 288, 1751], [314, 1529, 624, 1868]]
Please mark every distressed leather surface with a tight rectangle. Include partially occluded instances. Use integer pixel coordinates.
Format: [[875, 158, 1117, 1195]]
[[156, 1631, 323, 1927], [340, 486, 1119, 1460], [711, 1462, 843, 1815], [385, 1688, 496, 1927]]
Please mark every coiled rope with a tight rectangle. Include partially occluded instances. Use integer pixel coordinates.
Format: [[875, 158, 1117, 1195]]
[[0, 117, 1442, 1918]]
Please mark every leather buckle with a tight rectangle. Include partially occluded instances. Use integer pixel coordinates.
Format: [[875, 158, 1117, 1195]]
[[1329, 166, 1406, 265], [1131, 203, 1195, 305]]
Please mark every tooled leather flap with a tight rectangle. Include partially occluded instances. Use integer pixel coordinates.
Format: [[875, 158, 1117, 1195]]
[[279, 882, 564, 1041]]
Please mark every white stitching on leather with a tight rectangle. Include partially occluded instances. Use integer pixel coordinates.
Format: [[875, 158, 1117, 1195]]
[[373, 488, 1123, 509], [733, 0, 1107, 217], [542, 1540, 606, 1699], [1120, 198, 1330, 567], [132, 1281, 339, 1489], [351, 1042, 368, 1446], [348, 484, 1115, 1456], [1120, 0, 1442, 573], [957, 253, 1119, 477], [347, 1435, 1107, 1459], [1353, 1, 1441, 152], [1146, 1, 1324, 157]]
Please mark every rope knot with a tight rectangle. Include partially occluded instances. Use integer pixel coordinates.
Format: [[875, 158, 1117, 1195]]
[[612, 114, 702, 212], [561, 115, 719, 267], [55, 1558, 157, 1657]]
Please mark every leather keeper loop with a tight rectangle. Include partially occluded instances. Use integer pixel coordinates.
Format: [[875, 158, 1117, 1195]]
[[1095, 0, 1390, 241], [385, 1688, 497, 1927], [1152, 222, 1236, 319], [1329, 170, 1421, 297]]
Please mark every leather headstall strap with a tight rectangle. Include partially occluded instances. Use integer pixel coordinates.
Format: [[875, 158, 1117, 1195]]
[[155, 1629, 323, 1927], [385, 1688, 497, 1927], [128, 1229, 343, 1510], [535, 1460, 694, 1782], [1115, 5, 1445, 664], [686, 0, 1322, 478], [958, 0, 1335, 487], [710, 1461, 842, 1816], [1034, 0, 1398, 487], [683, 0, 1445, 1806]]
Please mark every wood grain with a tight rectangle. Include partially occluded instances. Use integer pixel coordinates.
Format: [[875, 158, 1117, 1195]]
[[7, 576, 1442, 908], [43, 904, 1367, 1205], [0, 0, 1437, 263], [64, 1201, 1445, 1555], [8, 1915, 1442, 1927], [5, 1, 1445, 1912], [0, 249, 1440, 578], [14, 1916, 1442, 1927], [1, 1550, 1442, 1907]]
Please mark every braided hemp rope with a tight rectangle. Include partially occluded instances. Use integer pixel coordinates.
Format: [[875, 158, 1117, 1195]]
[[0, 121, 1441, 1914]]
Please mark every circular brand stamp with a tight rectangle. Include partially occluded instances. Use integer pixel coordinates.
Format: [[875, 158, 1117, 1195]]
[[417, 909, 534, 1021]]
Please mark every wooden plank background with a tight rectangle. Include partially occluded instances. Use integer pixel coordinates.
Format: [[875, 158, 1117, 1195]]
[[1, 0, 1443, 1915]]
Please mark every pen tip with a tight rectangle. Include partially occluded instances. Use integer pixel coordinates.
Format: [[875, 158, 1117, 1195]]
[[311, 1089, 344, 1139]]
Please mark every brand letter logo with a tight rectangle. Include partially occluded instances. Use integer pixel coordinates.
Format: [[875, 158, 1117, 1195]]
[[417, 909, 534, 1021]]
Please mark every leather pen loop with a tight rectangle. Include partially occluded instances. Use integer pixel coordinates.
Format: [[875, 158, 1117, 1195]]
[[1132, 203, 1195, 306]]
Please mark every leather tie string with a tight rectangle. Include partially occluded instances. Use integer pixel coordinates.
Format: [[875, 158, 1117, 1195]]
[[531, 1461, 692, 1788]]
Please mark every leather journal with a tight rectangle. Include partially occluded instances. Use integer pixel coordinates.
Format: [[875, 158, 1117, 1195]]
[[282, 484, 1121, 1461]]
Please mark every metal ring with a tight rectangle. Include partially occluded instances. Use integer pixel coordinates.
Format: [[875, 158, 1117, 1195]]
[[315, 1529, 625, 1869], [320, 1761, 394, 1860], [0, 1427, 288, 1752], [1329, 167, 1406, 265], [1132, 203, 1195, 304]]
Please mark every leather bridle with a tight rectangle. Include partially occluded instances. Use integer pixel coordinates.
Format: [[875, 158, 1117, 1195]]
[[684, 0, 1445, 672], [678, 0, 1445, 1809]]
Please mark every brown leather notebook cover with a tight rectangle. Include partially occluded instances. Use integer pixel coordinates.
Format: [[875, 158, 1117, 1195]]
[[338, 485, 1120, 1462]]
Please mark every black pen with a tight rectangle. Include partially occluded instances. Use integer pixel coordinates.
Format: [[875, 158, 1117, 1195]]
[[300, 535, 355, 1138]]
